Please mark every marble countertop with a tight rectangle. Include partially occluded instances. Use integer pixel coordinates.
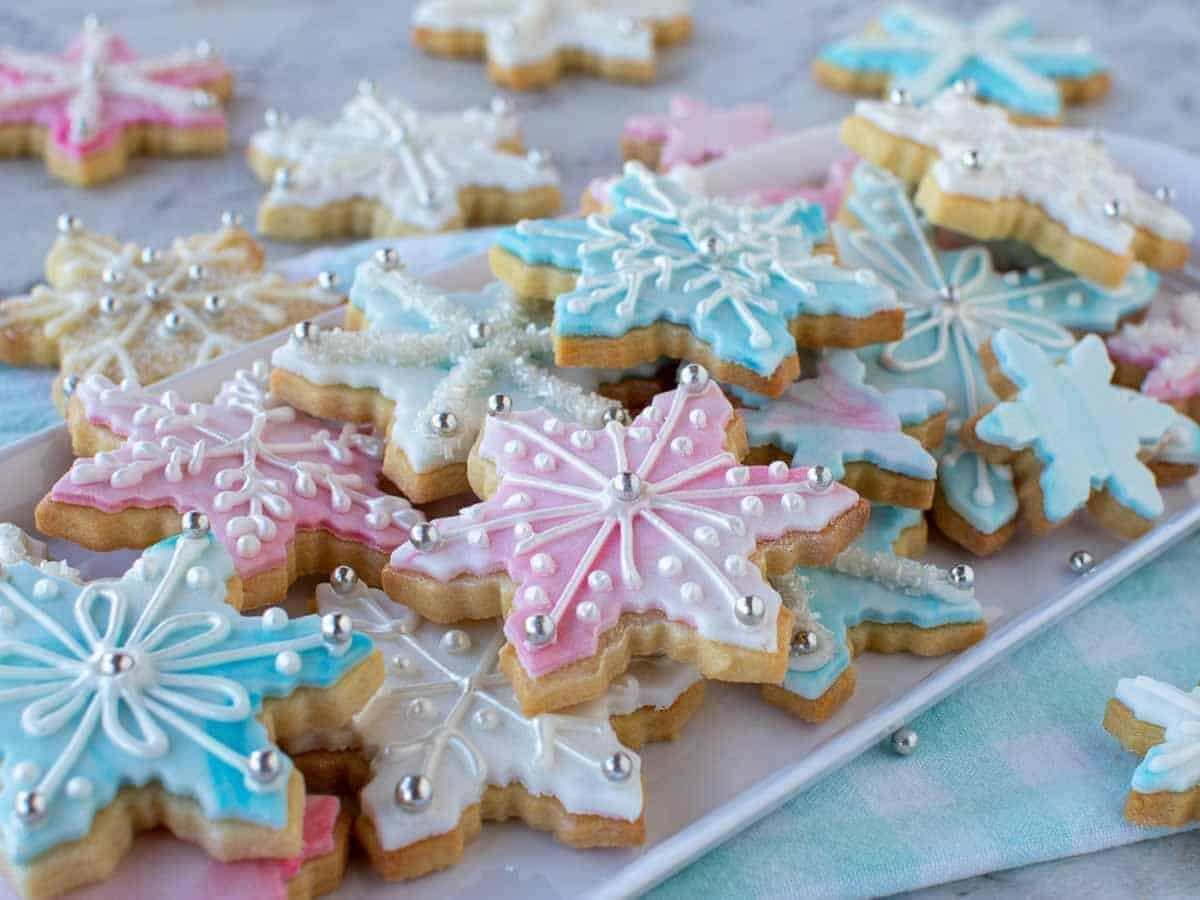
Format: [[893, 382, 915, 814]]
[[1, 1, 1198, 897]]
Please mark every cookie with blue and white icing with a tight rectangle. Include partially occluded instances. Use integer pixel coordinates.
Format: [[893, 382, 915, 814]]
[[1104, 675, 1200, 826], [737, 350, 945, 510], [964, 329, 1200, 540], [834, 162, 1158, 554], [761, 504, 986, 723], [491, 162, 903, 398], [814, 4, 1109, 122], [0, 522, 381, 899]]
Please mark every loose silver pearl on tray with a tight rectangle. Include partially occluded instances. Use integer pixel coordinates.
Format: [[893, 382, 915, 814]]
[[56, 213, 82, 235], [292, 320, 318, 343], [806, 466, 834, 491], [735, 594, 766, 626], [1069, 549, 1095, 574], [247, 748, 282, 783], [603, 751, 634, 782], [321, 612, 353, 645], [181, 511, 210, 536], [487, 393, 513, 417], [523, 613, 556, 646], [409, 522, 441, 552], [948, 563, 974, 589], [394, 774, 432, 811], [890, 726, 919, 756], [678, 362, 709, 392], [429, 410, 459, 437], [331, 564, 358, 595]]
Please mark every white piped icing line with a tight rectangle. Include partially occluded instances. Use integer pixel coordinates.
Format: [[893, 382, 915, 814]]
[[1114, 675, 1200, 796], [853, 88, 1193, 254], [390, 376, 863, 678], [0, 525, 78, 582], [270, 258, 623, 476], [250, 85, 559, 233], [307, 577, 699, 850]]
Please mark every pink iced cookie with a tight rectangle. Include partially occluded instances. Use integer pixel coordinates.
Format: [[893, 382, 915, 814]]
[[38, 363, 423, 610], [386, 366, 869, 715], [0, 14, 231, 186], [0, 797, 347, 900], [1109, 292, 1200, 416], [621, 94, 775, 171]]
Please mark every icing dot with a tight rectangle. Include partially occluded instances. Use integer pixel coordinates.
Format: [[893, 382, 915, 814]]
[[523, 585, 548, 605], [693, 526, 719, 548], [768, 461, 789, 481], [12, 762, 39, 785], [534, 452, 556, 471], [391, 654, 416, 674], [570, 430, 594, 450], [854, 268, 877, 285], [680, 582, 703, 603], [689, 409, 708, 428], [1028, 267, 1045, 282], [474, 708, 500, 730], [261, 608, 289, 630], [670, 436, 694, 456], [503, 492, 533, 509], [726, 466, 749, 486], [66, 777, 93, 800], [503, 439, 526, 457], [185, 566, 210, 589], [32, 579, 57, 600], [658, 555, 683, 577], [531, 553, 556, 576], [1003, 271, 1021, 285], [461, 504, 483, 521], [441, 630, 472, 654], [513, 522, 533, 540], [467, 527, 490, 547], [131, 558, 159, 580], [0, 607, 13, 627], [782, 492, 806, 512], [724, 555, 747, 577], [542, 417, 562, 435], [1027, 293, 1045, 309], [741, 496, 764, 517], [236, 534, 262, 558], [275, 650, 301, 675], [587, 570, 613, 592], [1067, 291, 1084, 308], [407, 698, 433, 720], [643, 406, 663, 422], [628, 427, 652, 442], [576, 600, 600, 622]]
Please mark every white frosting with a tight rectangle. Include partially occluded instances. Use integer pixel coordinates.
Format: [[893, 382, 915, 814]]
[[250, 88, 558, 231], [412, 0, 691, 68], [0, 524, 78, 581], [313, 579, 699, 848], [1115, 675, 1200, 794], [854, 89, 1193, 252]]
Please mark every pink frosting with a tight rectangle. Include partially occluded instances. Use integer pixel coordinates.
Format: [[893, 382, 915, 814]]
[[0, 23, 228, 159], [1108, 293, 1200, 402], [391, 379, 862, 678], [622, 95, 775, 171], [0, 797, 340, 900], [50, 370, 422, 581]]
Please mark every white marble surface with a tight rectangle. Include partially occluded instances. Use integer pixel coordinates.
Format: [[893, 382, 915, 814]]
[[1, 1, 1198, 897]]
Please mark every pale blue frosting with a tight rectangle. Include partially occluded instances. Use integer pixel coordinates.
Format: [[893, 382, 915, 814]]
[[818, 4, 1108, 119], [0, 532, 374, 866]]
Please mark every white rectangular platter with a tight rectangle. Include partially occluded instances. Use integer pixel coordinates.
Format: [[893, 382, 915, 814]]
[[2, 124, 1198, 900]]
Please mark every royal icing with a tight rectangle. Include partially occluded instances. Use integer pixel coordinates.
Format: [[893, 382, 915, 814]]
[[50, 363, 422, 580], [497, 162, 896, 382], [1108, 293, 1200, 405], [0, 16, 228, 161], [412, 0, 691, 69], [853, 88, 1194, 253], [0, 525, 76, 581], [270, 257, 623, 476], [622, 95, 775, 170], [0, 218, 342, 390], [736, 350, 943, 485], [250, 84, 559, 234], [819, 4, 1106, 119], [1114, 676, 1200, 796], [778, 505, 982, 701], [390, 373, 863, 678], [0, 528, 373, 867], [306, 576, 699, 849], [976, 330, 1188, 525], [836, 163, 1157, 535]]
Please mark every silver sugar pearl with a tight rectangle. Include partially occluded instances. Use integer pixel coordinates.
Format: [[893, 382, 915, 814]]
[[487, 393, 513, 417], [940, 285, 958, 303], [56, 213, 82, 235], [187, 263, 205, 282], [331, 564, 359, 595], [321, 612, 353, 645], [523, 613, 556, 647], [101, 267, 123, 285], [678, 362, 709, 393], [143, 281, 163, 303], [806, 466, 834, 492], [374, 247, 400, 270], [602, 750, 634, 782], [409, 522, 442, 552], [734, 594, 766, 626], [181, 510, 210, 536], [62, 374, 81, 399], [292, 320, 318, 343], [98, 294, 121, 316], [961, 148, 982, 170], [429, 410, 459, 437], [603, 406, 632, 426], [203, 293, 225, 315], [697, 235, 724, 257], [887, 87, 911, 105], [467, 321, 490, 346], [890, 726, 919, 756], [394, 774, 432, 811], [952, 78, 977, 97], [790, 629, 820, 655], [14, 790, 45, 826], [273, 166, 292, 189], [162, 311, 184, 334], [98, 650, 135, 675], [948, 563, 975, 589], [1069, 549, 1095, 574], [317, 270, 339, 291], [610, 471, 643, 502], [1104, 198, 1124, 219], [247, 748, 282, 783]]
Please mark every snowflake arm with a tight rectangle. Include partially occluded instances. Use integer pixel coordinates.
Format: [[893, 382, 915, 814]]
[[1114, 676, 1200, 796]]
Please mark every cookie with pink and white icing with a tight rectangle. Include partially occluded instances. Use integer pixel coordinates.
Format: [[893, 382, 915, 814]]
[[36, 362, 423, 610], [386, 364, 869, 715], [0, 15, 231, 186], [620, 95, 775, 172], [1109, 292, 1200, 422]]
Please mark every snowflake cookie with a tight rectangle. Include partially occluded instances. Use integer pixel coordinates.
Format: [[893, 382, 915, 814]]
[[246, 83, 561, 241], [835, 162, 1158, 555], [619, 94, 775, 173], [284, 570, 702, 879], [269, 253, 630, 504], [411, 0, 694, 90], [1109, 292, 1200, 423], [736, 350, 946, 510], [815, 4, 1109, 122], [0, 524, 381, 899], [841, 87, 1193, 287], [0, 15, 231, 186], [492, 161, 902, 398], [1104, 675, 1200, 827], [963, 329, 1200, 542], [37, 363, 422, 610], [0, 215, 343, 406], [761, 505, 985, 722], [387, 365, 869, 715]]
